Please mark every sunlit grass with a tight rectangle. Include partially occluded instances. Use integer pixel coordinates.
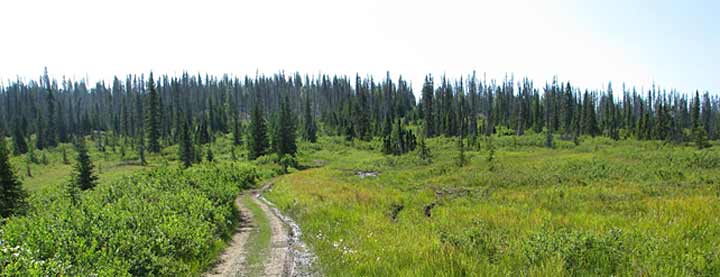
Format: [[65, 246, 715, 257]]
[[266, 135, 720, 276]]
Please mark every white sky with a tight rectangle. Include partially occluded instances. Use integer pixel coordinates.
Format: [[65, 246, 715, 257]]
[[0, 0, 715, 94]]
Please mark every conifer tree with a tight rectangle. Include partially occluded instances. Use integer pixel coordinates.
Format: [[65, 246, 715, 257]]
[[146, 72, 161, 153], [46, 88, 57, 148], [35, 114, 46, 150], [197, 114, 211, 145], [62, 146, 70, 164], [691, 90, 701, 129], [456, 137, 466, 167], [275, 96, 298, 157], [206, 147, 214, 162], [73, 139, 98, 191], [354, 75, 371, 141], [417, 132, 432, 163], [422, 75, 435, 138], [233, 117, 243, 146], [247, 101, 269, 160], [137, 131, 147, 165], [0, 137, 27, 217], [302, 95, 318, 143], [179, 120, 194, 168], [13, 123, 28, 155]]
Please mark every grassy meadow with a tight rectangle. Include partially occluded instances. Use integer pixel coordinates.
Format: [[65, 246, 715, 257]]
[[265, 135, 720, 276]]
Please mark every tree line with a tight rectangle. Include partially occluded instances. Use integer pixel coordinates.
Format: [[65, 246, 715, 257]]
[[1, 69, 718, 158]]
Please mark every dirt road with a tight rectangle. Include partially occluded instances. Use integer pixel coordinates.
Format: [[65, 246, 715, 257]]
[[206, 187, 318, 277]]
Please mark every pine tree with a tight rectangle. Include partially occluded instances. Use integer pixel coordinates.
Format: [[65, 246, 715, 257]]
[[233, 117, 243, 146], [247, 101, 269, 160], [35, 114, 46, 150], [302, 95, 317, 142], [417, 132, 432, 163], [146, 72, 161, 153], [545, 129, 554, 148], [694, 127, 708, 150], [73, 139, 98, 191], [62, 146, 70, 164], [422, 75, 435, 138], [137, 132, 147, 165], [583, 91, 598, 137], [275, 96, 298, 157], [13, 123, 28, 155], [690, 90, 701, 129], [0, 137, 28, 217], [486, 136, 496, 171], [344, 121, 355, 142], [354, 75, 371, 141], [456, 137, 466, 167], [197, 114, 211, 145], [179, 120, 194, 168], [206, 147, 214, 162], [46, 88, 58, 148]]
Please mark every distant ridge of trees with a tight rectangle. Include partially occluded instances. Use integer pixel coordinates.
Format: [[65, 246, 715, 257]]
[[1, 69, 718, 155]]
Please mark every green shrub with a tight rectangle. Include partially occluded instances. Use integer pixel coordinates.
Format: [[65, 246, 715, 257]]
[[0, 162, 257, 276]]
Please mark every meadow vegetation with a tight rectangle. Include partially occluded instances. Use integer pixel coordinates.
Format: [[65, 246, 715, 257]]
[[266, 134, 720, 276], [0, 138, 259, 275]]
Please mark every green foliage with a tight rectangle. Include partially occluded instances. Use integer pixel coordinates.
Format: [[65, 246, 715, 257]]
[[206, 147, 214, 162], [179, 120, 194, 168], [693, 127, 709, 150], [145, 72, 161, 153], [0, 162, 258, 275], [247, 102, 269, 160], [302, 94, 318, 143], [382, 119, 416, 155], [265, 136, 720, 276], [417, 134, 432, 163], [0, 139, 27, 217], [73, 140, 98, 191], [456, 137, 466, 167], [12, 124, 28, 155], [273, 96, 298, 157]]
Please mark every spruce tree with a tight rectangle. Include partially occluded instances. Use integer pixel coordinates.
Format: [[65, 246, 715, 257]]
[[206, 147, 214, 162], [690, 90, 701, 129], [62, 146, 70, 164], [456, 137, 466, 167], [197, 115, 211, 145], [417, 132, 432, 163], [275, 96, 298, 157], [0, 137, 27, 217], [354, 75, 371, 141], [422, 75, 435, 138], [247, 101, 269, 160], [179, 120, 194, 168], [13, 123, 28, 155], [137, 132, 147, 165], [146, 72, 161, 153], [302, 95, 318, 143], [73, 139, 98, 191], [46, 86, 57, 148], [233, 117, 243, 146]]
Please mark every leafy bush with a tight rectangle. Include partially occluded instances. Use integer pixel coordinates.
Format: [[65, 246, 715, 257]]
[[0, 162, 257, 276]]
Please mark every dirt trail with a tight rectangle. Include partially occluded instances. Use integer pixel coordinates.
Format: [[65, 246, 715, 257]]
[[206, 186, 318, 277], [206, 196, 254, 277]]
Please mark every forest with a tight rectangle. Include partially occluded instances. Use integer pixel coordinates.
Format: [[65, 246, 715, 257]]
[[1, 69, 719, 276]]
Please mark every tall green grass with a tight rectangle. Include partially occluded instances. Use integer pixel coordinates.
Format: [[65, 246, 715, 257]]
[[266, 136, 720, 276]]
